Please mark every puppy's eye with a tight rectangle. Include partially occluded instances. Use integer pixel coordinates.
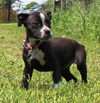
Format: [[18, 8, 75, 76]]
[[36, 23, 41, 26], [32, 22, 41, 28], [45, 21, 50, 27]]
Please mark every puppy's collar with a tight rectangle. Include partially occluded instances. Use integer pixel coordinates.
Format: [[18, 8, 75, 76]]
[[22, 36, 42, 51]]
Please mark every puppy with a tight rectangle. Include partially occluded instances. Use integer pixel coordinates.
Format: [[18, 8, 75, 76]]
[[18, 11, 87, 89]]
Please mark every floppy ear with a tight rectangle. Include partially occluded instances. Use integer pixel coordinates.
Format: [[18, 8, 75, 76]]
[[17, 13, 29, 26], [46, 11, 52, 20]]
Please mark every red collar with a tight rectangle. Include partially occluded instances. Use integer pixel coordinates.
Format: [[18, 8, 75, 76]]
[[23, 36, 42, 51]]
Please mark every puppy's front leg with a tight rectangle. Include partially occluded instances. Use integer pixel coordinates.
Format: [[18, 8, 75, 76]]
[[53, 71, 61, 88], [46, 43, 61, 88], [21, 63, 33, 90], [52, 59, 61, 88]]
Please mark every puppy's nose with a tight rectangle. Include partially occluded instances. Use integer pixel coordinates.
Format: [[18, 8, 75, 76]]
[[44, 29, 52, 38], [44, 29, 51, 35]]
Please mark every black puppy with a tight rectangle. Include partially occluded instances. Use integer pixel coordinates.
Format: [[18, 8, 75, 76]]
[[18, 11, 87, 89]]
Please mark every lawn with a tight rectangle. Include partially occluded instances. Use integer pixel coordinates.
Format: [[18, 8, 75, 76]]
[[0, 23, 99, 103]]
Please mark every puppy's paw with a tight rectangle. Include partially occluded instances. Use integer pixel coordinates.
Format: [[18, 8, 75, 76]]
[[21, 79, 29, 90], [53, 83, 59, 88]]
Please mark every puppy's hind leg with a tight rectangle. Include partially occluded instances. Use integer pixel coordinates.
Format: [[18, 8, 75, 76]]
[[77, 63, 88, 83], [61, 67, 77, 83], [75, 46, 88, 83]]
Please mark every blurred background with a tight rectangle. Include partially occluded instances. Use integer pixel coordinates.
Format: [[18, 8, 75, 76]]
[[0, 0, 93, 22]]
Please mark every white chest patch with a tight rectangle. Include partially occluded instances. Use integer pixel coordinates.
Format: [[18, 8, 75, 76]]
[[27, 48, 45, 66]]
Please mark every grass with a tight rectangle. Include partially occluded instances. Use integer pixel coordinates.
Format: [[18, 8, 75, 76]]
[[0, 1, 100, 103]]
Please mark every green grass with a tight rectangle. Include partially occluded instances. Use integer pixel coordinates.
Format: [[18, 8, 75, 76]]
[[0, 1, 100, 103]]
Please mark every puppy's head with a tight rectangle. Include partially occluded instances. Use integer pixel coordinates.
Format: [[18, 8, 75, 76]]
[[18, 11, 52, 40]]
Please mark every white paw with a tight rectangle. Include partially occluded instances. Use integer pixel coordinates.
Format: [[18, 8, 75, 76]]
[[54, 83, 59, 88]]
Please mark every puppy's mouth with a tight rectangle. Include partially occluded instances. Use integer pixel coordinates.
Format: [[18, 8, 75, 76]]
[[41, 35, 52, 41], [30, 33, 52, 41]]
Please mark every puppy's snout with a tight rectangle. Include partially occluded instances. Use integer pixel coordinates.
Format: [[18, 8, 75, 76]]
[[40, 26, 52, 39]]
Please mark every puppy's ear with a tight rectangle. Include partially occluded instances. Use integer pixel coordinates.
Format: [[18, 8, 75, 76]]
[[46, 11, 52, 20], [17, 13, 29, 26]]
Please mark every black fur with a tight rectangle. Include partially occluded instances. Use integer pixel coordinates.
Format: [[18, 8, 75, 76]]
[[18, 11, 87, 89]]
